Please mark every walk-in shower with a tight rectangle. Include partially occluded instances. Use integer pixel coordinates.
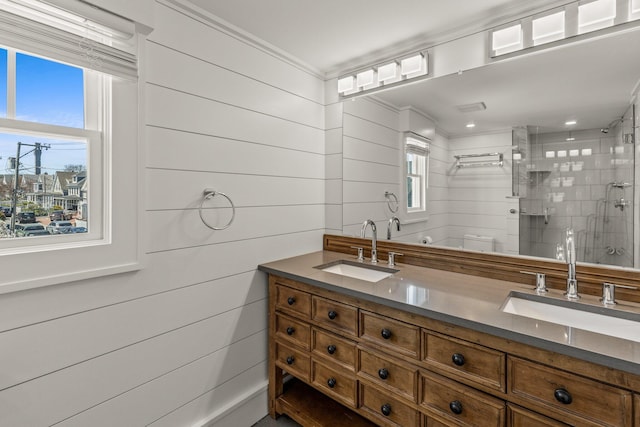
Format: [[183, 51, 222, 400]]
[[514, 105, 636, 268]]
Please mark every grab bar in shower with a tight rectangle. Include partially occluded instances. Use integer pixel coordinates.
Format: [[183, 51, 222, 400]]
[[454, 152, 503, 168]]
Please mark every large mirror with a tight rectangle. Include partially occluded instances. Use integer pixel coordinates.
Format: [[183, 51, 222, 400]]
[[340, 26, 640, 270]]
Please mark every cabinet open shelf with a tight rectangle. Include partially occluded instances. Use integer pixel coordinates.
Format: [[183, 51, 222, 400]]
[[276, 379, 376, 427]]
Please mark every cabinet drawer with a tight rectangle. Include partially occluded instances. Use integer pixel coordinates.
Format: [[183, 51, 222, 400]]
[[508, 357, 633, 427], [312, 327, 357, 371], [275, 283, 312, 318], [275, 313, 311, 350], [507, 404, 569, 426], [359, 311, 420, 359], [358, 347, 417, 402], [311, 359, 357, 408], [312, 295, 358, 336], [420, 369, 505, 427], [359, 382, 419, 427], [275, 341, 310, 382], [423, 331, 505, 392]]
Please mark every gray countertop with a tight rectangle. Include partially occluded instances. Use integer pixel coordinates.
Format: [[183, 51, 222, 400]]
[[259, 250, 640, 376]]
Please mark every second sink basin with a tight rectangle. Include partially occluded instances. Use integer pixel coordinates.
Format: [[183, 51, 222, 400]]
[[315, 260, 398, 283], [502, 291, 640, 343]]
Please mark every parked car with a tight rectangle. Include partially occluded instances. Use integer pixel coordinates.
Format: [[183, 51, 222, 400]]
[[16, 212, 36, 223], [1, 207, 12, 217], [70, 226, 87, 233], [14, 223, 49, 237], [49, 210, 73, 221], [46, 221, 74, 234]]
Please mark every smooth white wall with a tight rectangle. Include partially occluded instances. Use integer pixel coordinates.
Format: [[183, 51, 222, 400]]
[[0, 1, 326, 426]]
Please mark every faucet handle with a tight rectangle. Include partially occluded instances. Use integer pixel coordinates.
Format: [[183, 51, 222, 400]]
[[520, 271, 547, 294], [601, 282, 638, 305], [350, 246, 364, 262], [388, 251, 403, 267]]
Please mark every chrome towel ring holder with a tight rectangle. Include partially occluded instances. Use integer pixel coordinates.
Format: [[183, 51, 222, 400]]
[[385, 191, 399, 213], [199, 188, 236, 230]]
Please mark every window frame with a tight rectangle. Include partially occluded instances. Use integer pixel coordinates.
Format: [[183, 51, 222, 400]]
[[401, 132, 430, 223], [0, 9, 144, 294]]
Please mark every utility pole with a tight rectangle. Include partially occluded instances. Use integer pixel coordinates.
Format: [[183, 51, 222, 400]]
[[35, 142, 42, 175], [9, 142, 50, 232], [10, 142, 21, 232]]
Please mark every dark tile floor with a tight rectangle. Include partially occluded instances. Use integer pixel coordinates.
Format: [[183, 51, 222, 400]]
[[252, 414, 301, 427]]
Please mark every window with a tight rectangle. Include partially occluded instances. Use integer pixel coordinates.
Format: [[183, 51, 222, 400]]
[[579, 0, 617, 34], [0, 51, 97, 245], [632, 0, 640, 20], [0, 2, 146, 293], [491, 24, 523, 56], [533, 11, 566, 45], [404, 133, 430, 215]]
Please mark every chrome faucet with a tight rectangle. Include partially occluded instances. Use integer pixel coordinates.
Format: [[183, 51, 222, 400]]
[[360, 219, 378, 263], [565, 228, 580, 300], [387, 216, 401, 240]]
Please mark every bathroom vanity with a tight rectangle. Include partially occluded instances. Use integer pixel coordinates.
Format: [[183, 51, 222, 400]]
[[259, 235, 640, 426]]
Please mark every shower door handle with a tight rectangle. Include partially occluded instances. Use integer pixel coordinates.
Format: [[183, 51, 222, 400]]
[[509, 209, 517, 214]]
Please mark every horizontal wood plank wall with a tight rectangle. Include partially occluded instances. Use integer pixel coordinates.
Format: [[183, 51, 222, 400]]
[[324, 234, 640, 303], [342, 98, 401, 237], [0, 2, 326, 426], [447, 131, 513, 252]]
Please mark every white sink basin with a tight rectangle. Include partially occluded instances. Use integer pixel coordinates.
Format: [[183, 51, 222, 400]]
[[316, 261, 398, 283], [502, 292, 640, 343]]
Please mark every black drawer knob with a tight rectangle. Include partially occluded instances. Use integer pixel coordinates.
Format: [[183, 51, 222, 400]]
[[286, 356, 294, 365], [452, 353, 465, 366], [287, 296, 295, 305], [554, 388, 573, 405], [380, 404, 392, 417], [327, 345, 337, 355], [449, 400, 463, 415], [378, 368, 389, 380], [286, 326, 295, 336], [381, 328, 392, 340], [328, 310, 338, 320], [327, 377, 337, 388]]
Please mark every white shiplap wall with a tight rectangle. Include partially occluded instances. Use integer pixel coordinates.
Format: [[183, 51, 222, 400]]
[[342, 98, 401, 238], [0, 1, 327, 426], [447, 131, 513, 252], [340, 98, 448, 246]]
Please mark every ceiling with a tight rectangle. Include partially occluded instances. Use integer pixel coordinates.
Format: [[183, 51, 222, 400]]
[[188, 0, 569, 75], [376, 28, 640, 135], [187, 0, 640, 135]]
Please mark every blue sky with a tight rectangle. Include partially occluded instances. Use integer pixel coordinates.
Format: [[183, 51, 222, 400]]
[[0, 49, 86, 174]]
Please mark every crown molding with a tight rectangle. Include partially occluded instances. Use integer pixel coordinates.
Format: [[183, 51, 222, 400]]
[[158, 0, 325, 79]]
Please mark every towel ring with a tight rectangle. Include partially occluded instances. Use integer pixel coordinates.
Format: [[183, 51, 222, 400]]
[[199, 189, 236, 230], [385, 191, 399, 213]]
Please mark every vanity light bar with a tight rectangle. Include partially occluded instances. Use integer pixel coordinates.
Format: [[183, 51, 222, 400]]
[[338, 52, 428, 98]]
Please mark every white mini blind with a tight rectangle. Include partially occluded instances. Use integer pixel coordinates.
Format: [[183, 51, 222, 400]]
[[0, 0, 137, 79]]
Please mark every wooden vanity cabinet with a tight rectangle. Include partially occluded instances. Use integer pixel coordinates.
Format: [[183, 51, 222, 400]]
[[268, 275, 638, 426]]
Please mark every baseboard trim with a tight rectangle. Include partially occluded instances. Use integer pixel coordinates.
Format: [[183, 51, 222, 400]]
[[194, 380, 268, 427]]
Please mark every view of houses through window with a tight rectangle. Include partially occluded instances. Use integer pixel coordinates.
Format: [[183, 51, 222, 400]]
[[0, 48, 89, 239]]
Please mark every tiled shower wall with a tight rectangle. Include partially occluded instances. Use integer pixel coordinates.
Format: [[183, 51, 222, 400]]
[[521, 127, 634, 267]]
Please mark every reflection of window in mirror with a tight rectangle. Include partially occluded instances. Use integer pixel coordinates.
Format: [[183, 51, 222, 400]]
[[404, 133, 430, 219]]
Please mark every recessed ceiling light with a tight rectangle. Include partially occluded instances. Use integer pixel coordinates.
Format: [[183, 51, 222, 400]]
[[565, 120, 577, 125], [466, 123, 476, 128]]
